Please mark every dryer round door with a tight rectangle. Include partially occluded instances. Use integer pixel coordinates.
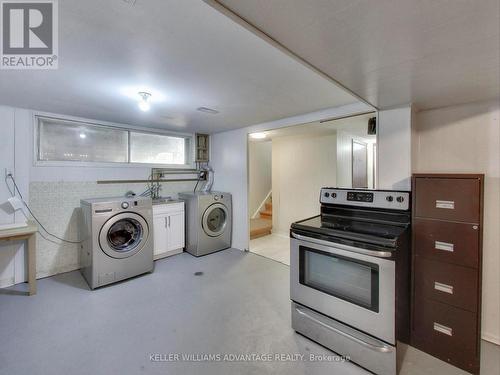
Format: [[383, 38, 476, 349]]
[[99, 212, 149, 259], [202, 203, 228, 237]]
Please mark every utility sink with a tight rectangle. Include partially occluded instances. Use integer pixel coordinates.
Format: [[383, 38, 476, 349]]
[[152, 197, 180, 205]]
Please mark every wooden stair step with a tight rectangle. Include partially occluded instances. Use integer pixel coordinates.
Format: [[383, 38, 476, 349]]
[[250, 218, 272, 240], [260, 210, 272, 219], [265, 202, 272, 210]]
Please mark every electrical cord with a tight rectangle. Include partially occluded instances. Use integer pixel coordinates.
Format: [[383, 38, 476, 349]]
[[193, 173, 201, 193], [5, 174, 83, 244], [193, 162, 209, 193]]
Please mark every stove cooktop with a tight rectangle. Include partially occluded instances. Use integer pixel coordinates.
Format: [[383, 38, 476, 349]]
[[295, 215, 407, 239], [291, 212, 410, 250]]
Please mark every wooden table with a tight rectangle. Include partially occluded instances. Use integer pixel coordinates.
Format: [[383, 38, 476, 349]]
[[0, 222, 38, 295]]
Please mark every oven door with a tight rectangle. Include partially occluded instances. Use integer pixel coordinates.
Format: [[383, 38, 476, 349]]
[[290, 233, 396, 344]]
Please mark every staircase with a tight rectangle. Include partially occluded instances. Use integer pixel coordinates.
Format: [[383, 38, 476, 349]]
[[250, 197, 273, 240]]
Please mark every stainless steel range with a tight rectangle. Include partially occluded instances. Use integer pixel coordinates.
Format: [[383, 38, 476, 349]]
[[290, 188, 411, 375]]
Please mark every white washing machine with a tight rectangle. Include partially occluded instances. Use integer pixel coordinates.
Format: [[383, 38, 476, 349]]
[[178, 192, 232, 256], [79, 196, 154, 289]]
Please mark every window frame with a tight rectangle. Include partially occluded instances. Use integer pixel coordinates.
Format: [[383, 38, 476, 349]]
[[33, 114, 195, 169]]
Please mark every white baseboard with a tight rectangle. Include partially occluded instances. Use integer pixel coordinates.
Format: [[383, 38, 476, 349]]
[[0, 276, 15, 288], [482, 332, 500, 346], [154, 248, 183, 260]]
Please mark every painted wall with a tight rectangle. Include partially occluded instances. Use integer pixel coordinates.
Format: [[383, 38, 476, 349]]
[[210, 127, 249, 251], [413, 99, 500, 344], [248, 141, 272, 217], [0, 106, 198, 286], [271, 133, 336, 235], [378, 107, 412, 190]]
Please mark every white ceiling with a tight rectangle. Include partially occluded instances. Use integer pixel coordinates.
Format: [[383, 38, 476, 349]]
[[0, 0, 361, 133], [251, 112, 376, 140], [215, 0, 500, 110]]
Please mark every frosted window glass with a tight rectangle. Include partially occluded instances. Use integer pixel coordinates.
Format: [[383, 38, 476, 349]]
[[38, 119, 128, 163], [130, 132, 186, 165]]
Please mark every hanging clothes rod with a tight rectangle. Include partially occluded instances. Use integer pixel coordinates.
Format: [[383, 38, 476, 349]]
[[97, 177, 205, 184]]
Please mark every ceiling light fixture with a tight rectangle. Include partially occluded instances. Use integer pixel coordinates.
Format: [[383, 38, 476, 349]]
[[197, 107, 219, 114], [138, 91, 152, 112], [79, 133, 86, 139], [250, 132, 266, 139]]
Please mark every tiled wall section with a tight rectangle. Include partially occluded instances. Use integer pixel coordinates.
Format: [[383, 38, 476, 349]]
[[29, 181, 196, 279]]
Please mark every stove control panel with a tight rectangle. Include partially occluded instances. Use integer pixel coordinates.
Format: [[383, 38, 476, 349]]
[[321, 188, 410, 210], [347, 191, 374, 203]]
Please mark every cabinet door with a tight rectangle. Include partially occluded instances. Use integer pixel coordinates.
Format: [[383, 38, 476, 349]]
[[167, 211, 185, 251], [153, 215, 168, 256]]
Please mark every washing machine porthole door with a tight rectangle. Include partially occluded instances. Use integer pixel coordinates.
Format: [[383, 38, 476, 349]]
[[202, 203, 228, 237], [99, 212, 149, 259]]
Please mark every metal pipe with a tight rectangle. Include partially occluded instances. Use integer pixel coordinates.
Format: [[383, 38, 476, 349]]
[[151, 169, 199, 175]]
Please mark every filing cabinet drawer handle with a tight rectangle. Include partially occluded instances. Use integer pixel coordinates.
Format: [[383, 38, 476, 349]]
[[434, 281, 454, 294], [433, 322, 453, 336], [435, 200, 455, 209], [435, 241, 454, 252]]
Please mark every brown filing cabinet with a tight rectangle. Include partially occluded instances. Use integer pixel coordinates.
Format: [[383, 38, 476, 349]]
[[411, 174, 484, 374]]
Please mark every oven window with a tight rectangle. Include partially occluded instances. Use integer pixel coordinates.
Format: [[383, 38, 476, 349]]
[[299, 246, 379, 312]]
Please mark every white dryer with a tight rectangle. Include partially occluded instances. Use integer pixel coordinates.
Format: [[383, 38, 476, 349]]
[[80, 196, 154, 289], [179, 192, 232, 256]]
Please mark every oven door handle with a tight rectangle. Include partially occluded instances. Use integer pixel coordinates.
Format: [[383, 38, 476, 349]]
[[294, 305, 393, 353], [291, 233, 393, 258]]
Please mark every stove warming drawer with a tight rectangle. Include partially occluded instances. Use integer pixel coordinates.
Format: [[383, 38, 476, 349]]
[[291, 302, 396, 375]]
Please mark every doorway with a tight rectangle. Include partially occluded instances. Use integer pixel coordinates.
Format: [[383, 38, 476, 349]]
[[247, 112, 377, 265], [248, 138, 274, 253]]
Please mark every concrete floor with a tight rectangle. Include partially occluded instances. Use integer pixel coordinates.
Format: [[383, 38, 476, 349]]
[[0, 249, 498, 375], [250, 233, 290, 265], [0, 249, 363, 375]]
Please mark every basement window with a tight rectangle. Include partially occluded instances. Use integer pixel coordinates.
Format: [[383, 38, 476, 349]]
[[36, 116, 193, 167], [38, 118, 129, 163], [130, 131, 189, 165]]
